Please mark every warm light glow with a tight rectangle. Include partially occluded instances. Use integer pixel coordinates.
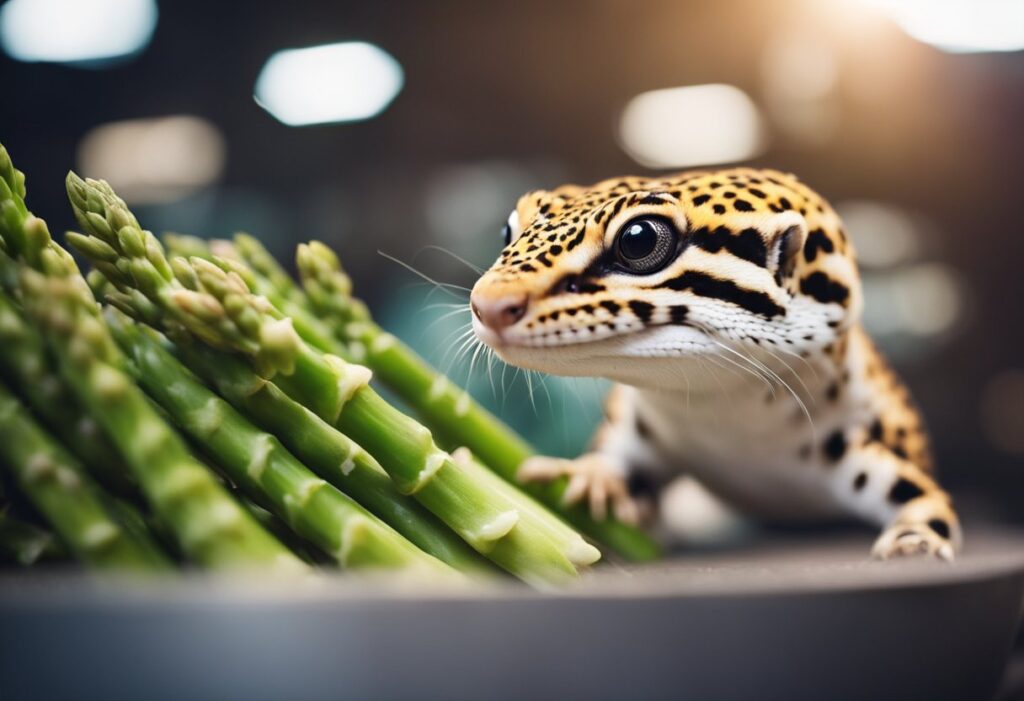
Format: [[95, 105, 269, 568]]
[[618, 84, 766, 169], [77, 116, 225, 204], [0, 0, 157, 64], [254, 42, 404, 126], [836, 201, 920, 268], [862, 0, 1024, 53], [761, 31, 841, 145]]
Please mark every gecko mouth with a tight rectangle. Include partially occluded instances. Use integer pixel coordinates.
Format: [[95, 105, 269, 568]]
[[472, 315, 714, 362]]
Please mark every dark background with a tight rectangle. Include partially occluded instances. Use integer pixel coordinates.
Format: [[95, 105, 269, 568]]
[[1, 0, 1022, 521]]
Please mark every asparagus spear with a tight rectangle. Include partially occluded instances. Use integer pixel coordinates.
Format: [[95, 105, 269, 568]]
[[0, 381, 170, 570], [107, 309, 457, 574], [163, 233, 345, 356], [0, 504, 66, 565], [67, 174, 595, 585], [297, 241, 661, 561], [0, 278, 136, 497], [0, 148, 306, 574]]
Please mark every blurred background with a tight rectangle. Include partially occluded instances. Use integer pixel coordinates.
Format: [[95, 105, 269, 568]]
[[0, 0, 1021, 522]]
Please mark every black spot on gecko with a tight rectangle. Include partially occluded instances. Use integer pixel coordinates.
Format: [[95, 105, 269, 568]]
[[928, 518, 951, 540], [733, 199, 754, 212], [888, 478, 925, 504], [868, 419, 884, 442], [853, 472, 868, 491], [629, 300, 654, 323], [692, 226, 768, 267], [803, 228, 834, 262], [713, 204, 727, 214], [669, 305, 688, 324], [823, 430, 847, 462], [599, 300, 620, 314], [800, 272, 849, 306], [692, 194, 711, 206]]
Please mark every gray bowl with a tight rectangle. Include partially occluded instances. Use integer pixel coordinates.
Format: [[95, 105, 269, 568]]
[[2, 529, 1023, 701]]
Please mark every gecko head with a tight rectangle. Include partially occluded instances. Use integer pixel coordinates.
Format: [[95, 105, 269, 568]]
[[469, 170, 861, 386]]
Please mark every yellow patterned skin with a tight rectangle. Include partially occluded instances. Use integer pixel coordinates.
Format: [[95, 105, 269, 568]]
[[471, 168, 960, 560]]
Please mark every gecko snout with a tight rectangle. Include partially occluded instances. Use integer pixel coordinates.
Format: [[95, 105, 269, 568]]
[[471, 291, 529, 332]]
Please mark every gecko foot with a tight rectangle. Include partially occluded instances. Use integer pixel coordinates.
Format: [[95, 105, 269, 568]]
[[518, 453, 639, 525], [871, 523, 955, 562]]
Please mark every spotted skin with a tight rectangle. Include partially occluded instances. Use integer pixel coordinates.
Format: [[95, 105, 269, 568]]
[[471, 168, 960, 560]]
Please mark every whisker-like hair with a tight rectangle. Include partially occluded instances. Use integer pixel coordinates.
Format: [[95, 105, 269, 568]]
[[416, 245, 485, 275], [443, 326, 479, 376], [484, 345, 498, 399], [421, 304, 473, 338], [378, 250, 471, 299], [422, 301, 473, 312], [774, 344, 822, 383], [762, 346, 816, 405], [695, 354, 733, 428], [702, 329, 815, 434]]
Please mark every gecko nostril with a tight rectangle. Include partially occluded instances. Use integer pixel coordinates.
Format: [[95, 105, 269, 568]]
[[471, 293, 529, 332], [502, 303, 526, 325]]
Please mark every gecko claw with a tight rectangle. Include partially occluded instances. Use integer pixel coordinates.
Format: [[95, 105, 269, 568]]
[[518, 453, 639, 525]]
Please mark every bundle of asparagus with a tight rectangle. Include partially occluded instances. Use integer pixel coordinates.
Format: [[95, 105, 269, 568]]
[[0, 140, 659, 587]]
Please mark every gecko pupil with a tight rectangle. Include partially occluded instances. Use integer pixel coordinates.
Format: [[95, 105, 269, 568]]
[[614, 216, 677, 273], [619, 222, 657, 259], [501, 223, 512, 246]]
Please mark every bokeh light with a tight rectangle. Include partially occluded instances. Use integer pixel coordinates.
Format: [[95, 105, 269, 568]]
[[618, 84, 767, 168], [0, 0, 157, 64], [77, 116, 225, 204], [861, 0, 1024, 53], [254, 42, 404, 126], [837, 200, 922, 268]]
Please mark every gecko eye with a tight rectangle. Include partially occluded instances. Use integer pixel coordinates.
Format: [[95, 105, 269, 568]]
[[613, 216, 678, 274], [501, 210, 520, 247]]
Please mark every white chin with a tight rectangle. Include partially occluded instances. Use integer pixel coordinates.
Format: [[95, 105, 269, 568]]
[[473, 322, 715, 389]]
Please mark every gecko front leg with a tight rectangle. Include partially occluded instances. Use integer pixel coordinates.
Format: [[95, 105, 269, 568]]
[[518, 385, 646, 525], [826, 431, 961, 561]]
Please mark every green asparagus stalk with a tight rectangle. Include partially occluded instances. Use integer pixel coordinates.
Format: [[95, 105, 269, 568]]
[[0, 152, 307, 574], [0, 504, 66, 565], [20, 261, 305, 572], [0, 381, 170, 570], [162, 339, 490, 572], [0, 279, 135, 497], [67, 174, 595, 586], [107, 309, 457, 574], [297, 241, 660, 561]]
